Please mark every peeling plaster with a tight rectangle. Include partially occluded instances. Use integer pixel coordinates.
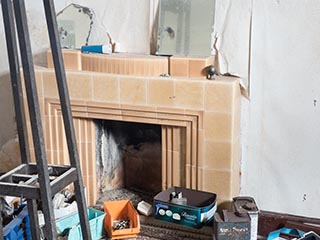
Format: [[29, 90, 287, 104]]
[[214, 0, 252, 94]]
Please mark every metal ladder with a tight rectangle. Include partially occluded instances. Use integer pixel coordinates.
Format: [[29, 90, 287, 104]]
[[0, 0, 92, 239]]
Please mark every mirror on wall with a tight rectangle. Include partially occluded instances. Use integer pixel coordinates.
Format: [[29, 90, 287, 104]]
[[156, 0, 215, 57], [57, 4, 94, 49]]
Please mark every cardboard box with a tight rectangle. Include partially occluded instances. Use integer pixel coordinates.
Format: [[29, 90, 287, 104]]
[[153, 186, 217, 228]]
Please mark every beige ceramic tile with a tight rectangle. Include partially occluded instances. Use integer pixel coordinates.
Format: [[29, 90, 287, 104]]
[[203, 169, 232, 199], [232, 85, 241, 142], [34, 70, 44, 99], [172, 151, 180, 186], [86, 105, 121, 117], [47, 49, 82, 70], [156, 106, 185, 115], [43, 71, 59, 98], [162, 127, 168, 190], [197, 130, 204, 168], [174, 80, 204, 109], [205, 141, 233, 170], [172, 127, 180, 152], [119, 103, 152, 111], [186, 164, 191, 188], [170, 56, 188, 77], [66, 72, 92, 100], [185, 125, 192, 165], [204, 81, 235, 113], [80, 143, 89, 175], [120, 76, 147, 104], [189, 56, 214, 78], [148, 79, 175, 106], [81, 53, 168, 76], [231, 138, 241, 196], [197, 167, 204, 190], [204, 112, 232, 142], [93, 74, 119, 103], [192, 166, 197, 189], [167, 127, 173, 152], [191, 128, 198, 167]]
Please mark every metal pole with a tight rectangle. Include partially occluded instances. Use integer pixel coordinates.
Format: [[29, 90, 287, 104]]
[[13, 0, 56, 238], [1, 0, 30, 165], [42, 0, 91, 239], [26, 199, 41, 240], [0, 201, 3, 240], [1, 0, 41, 239]]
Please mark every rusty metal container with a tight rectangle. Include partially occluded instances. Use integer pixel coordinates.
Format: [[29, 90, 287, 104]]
[[214, 210, 251, 240]]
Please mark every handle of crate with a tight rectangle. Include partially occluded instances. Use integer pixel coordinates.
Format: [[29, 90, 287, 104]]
[[267, 227, 305, 240]]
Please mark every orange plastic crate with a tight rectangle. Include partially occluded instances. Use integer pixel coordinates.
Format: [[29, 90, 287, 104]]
[[103, 200, 140, 239]]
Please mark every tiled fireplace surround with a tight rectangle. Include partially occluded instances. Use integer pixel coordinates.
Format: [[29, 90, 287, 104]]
[[26, 67, 241, 206]]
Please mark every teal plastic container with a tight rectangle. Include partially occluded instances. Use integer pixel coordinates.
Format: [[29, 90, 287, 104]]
[[154, 187, 217, 228], [56, 207, 106, 240]]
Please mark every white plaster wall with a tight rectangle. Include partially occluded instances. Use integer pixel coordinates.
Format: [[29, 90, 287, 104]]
[[241, 0, 320, 218], [0, 0, 151, 146]]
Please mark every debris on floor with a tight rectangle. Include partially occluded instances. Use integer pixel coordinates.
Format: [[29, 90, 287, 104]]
[[137, 201, 153, 216], [53, 190, 78, 220]]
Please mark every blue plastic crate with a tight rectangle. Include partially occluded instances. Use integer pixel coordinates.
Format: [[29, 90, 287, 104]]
[[56, 207, 106, 240], [3, 206, 31, 240]]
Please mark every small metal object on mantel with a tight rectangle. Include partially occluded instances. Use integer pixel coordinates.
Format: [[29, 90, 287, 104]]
[[204, 65, 217, 80]]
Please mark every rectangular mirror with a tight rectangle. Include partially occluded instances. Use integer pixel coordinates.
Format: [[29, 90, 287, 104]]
[[156, 0, 215, 57]]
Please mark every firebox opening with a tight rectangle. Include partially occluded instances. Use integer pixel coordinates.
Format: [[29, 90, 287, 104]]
[[95, 119, 162, 198]]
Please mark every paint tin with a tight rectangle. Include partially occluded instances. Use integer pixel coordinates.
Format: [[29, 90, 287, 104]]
[[233, 196, 259, 240]]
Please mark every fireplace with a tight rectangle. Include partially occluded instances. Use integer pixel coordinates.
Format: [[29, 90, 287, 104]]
[[95, 120, 162, 195], [25, 67, 241, 206]]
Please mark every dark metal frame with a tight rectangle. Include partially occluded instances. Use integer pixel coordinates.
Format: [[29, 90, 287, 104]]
[[0, 0, 92, 239]]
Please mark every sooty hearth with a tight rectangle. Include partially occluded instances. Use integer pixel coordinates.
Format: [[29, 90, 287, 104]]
[[95, 120, 162, 197]]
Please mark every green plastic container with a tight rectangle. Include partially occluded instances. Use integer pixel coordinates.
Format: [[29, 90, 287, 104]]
[[56, 207, 106, 240]]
